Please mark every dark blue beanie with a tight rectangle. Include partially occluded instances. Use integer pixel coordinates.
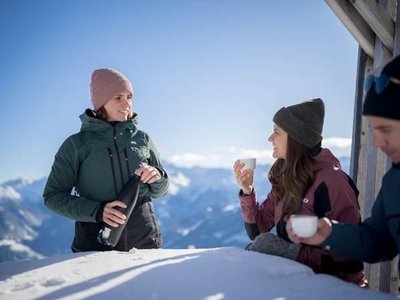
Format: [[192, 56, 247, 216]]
[[363, 55, 400, 120]]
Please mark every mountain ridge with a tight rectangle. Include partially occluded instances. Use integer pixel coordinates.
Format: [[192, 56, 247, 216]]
[[0, 157, 350, 262]]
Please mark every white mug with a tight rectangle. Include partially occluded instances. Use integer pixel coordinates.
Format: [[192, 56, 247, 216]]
[[238, 158, 256, 171], [291, 215, 318, 238]]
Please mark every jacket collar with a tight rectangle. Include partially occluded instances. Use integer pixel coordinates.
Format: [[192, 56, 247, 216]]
[[313, 148, 341, 172], [79, 109, 138, 132], [393, 162, 400, 169]]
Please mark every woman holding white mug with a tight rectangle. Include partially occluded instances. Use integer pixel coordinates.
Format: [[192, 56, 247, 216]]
[[233, 98, 367, 287]]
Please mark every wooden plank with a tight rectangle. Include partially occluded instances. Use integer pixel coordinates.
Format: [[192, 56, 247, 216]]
[[354, 53, 373, 219], [354, 54, 375, 285], [356, 115, 370, 218], [394, 1, 400, 55], [390, 256, 399, 294], [362, 115, 378, 218], [352, 0, 395, 52], [325, 0, 375, 57], [349, 48, 367, 183], [390, 1, 400, 295], [375, 146, 390, 294], [380, 261, 392, 293], [352, 47, 374, 289], [387, 0, 397, 21], [368, 263, 381, 290], [360, 113, 377, 290]]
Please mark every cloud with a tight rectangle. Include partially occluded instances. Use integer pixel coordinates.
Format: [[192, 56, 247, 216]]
[[170, 153, 207, 164], [322, 137, 352, 157], [169, 153, 221, 167], [167, 136, 352, 169], [229, 148, 274, 160], [226, 147, 276, 166], [322, 137, 352, 149], [167, 149, 274, 168]]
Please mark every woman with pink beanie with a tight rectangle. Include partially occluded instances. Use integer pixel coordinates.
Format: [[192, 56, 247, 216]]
[[44, 68, 170, 252]]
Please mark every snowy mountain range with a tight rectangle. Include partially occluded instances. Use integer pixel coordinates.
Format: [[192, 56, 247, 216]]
[[0, 158, 350, 263]]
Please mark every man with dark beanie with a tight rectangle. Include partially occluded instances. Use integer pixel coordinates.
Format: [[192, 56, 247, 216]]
[[234, 98, 367, 286], [287, 55, 400, 280]]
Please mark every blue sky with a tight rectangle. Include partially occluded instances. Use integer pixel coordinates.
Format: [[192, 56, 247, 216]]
[[0, 0, 359, 182]]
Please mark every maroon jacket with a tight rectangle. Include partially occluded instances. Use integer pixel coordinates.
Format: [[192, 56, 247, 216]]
[[239, 148, 365, 285]]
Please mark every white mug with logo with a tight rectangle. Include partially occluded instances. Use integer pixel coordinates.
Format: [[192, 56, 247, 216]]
[[238, 158, 256, 171]]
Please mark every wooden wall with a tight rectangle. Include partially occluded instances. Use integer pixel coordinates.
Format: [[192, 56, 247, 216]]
[[325, 0, 399, 295]]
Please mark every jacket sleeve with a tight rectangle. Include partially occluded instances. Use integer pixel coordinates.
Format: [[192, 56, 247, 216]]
[[146, 134, 169, 198], [239, 191, 276, 238], [322, 189, 398, 263], [43, 137, 102, 222]]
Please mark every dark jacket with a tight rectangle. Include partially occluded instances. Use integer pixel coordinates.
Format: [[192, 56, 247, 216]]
[[239, 148, 365, 284], [43, 110, 169, 252], [322, 163, 400, 270]]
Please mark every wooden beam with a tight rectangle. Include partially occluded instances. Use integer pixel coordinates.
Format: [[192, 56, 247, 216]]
[[387, 0, 397, 21], [394, 1, 400, 55], [349, 47, 367, 183], [325, 0, 375, 57], [389, 0, 399, 294], [352, 0, 395, 53]]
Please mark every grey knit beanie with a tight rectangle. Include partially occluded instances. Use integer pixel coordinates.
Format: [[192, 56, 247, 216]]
[[273, 98, 325, 148]]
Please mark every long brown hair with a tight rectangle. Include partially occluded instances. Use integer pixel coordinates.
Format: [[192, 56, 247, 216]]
[[268, 135, 316, 218]]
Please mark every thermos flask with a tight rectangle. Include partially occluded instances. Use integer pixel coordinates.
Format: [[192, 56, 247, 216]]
[[97, 174, 140, 247]]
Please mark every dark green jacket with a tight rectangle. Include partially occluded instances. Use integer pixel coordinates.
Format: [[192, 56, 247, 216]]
[[43, 110, 169, 251]]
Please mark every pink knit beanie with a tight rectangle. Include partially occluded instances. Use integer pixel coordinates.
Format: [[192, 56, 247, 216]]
[[90, 68, 133, 111]]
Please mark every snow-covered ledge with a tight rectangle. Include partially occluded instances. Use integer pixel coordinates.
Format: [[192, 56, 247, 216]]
[[0, 247, 395, 300]]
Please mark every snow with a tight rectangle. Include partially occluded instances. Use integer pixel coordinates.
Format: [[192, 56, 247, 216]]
[[168, 172, 191, 195], [0, 239, 44, 260], [0, 186, 21, 201], [177, 220, 203, 236], [0, 247, 396, 300], [222, 203, 238, 212]]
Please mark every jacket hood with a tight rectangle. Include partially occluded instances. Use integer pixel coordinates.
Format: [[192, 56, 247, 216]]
[[313, 148, 341, 172], [79, 109, 138, 132]]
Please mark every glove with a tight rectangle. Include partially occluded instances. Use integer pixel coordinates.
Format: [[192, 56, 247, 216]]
[[245, 232, 301, 261]]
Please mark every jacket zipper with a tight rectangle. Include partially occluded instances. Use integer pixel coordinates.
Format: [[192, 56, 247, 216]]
[[124, 148, 131, 176], [107, 148, 118, 197], [123, 148, 130, 250], [113, 126, 125, 185], [112, 126, 132, 250]]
